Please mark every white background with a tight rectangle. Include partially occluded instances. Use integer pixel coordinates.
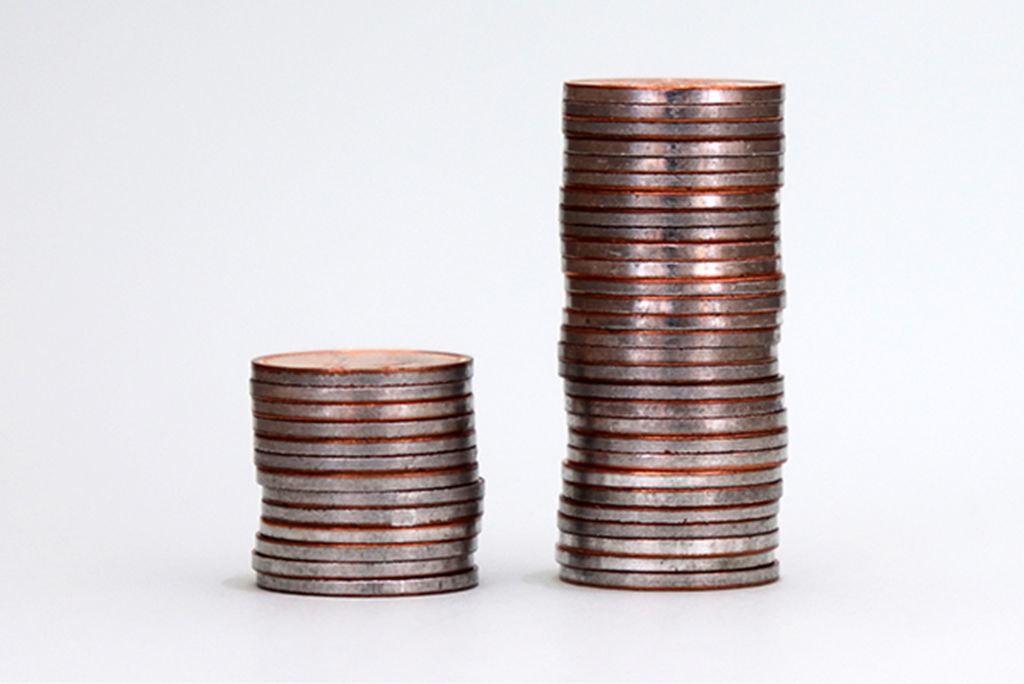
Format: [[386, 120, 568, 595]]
[[2, 1, 1023, 681]]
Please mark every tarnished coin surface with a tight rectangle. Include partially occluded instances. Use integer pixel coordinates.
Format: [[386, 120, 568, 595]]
[[565, 275, 785, 297], [255, 567, 479, 596], [252, 552, 475, 579], [561, 480, 783, 507], [253, 414, 474, 439], [261, 479, 485, 507], [559, 359, 779, 383], [254, 448, 477, 472], [558, 530, 780, 556], [256, 464, 480, 493], [562, 223, 780, 242], [561, 189, 780, 210], [250, 379, 473, 403], [562, 239, 779, 261], [563, 117, 783, 139], [558, 563, 779, 590], [258, 517, 482, 544], [559, 342, 777, 364], [251, 396, 472, 421], [558, 496, 781, 523], [562, 463, 784, 489], [564, 153, 782, 173], [254, 534, 479, 562], [560, 326, 781, 348], [556, 547, 776, 572], [261, 499, 484, 526], [566, 445, 787, 470], [563, 79, 784, 105], [565, 410, 787, 435], [560, 207, 780, 227], [565, 138, 784, 157], [557, 513, 777, 538], [254, 431, 476, 456], [563, 101, 783, 120], [564, 377, 784, 400], [564, 170, 783, 190], [251, 349, 473, 387]]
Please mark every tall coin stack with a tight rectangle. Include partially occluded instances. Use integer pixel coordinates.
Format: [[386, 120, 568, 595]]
[[557, 79, 786, 590], [250, 350, 483, 597]]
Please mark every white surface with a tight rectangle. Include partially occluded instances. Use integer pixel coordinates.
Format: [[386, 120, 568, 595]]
[[2, 1, 1023, 681]]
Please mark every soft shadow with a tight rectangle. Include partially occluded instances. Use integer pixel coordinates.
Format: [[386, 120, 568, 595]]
[[520, 568, 565, 590], [222, 573, 261, 592]]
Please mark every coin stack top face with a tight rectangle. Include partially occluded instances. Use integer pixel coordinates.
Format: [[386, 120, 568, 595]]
[[557, 78, 786, 591], [250, 349, 482, 597]]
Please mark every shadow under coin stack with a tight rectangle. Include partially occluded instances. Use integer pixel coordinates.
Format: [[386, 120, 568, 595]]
[[557, 78, 787, 590], [249, 350, 482, 597]]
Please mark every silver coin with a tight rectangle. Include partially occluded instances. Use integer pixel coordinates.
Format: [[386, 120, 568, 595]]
[[559, 497, 781, 523], [566, 275, 785, 297], [562, 310, 782, 330], [254, 432, 475, 456], [256, 465, 479, 492], [254, 535, 479, 563], [559, 343, 776, 364], [253, 414, 474, 439], [261, 479, 485, 507], [562, 101, 783, 120], [561, 189, 779, 210], [562, 463, 783, 489], [254, 448, 477, 472], [252, 552, 474, 579], [561, 207, 779, 227], [562, 223, 780, 242], [250, 379, 473, 403], [259, 517, 482, 544], [565, 293, 784, 315], [566, 410, 786, 435], [261, 499, 484, 526], [561, 480, 783, 506], [558, 513, 777, 538], [251, 350, 472, 387], [564, 154, 782, 173], [561, 327, 780, 349], [565, 170, 783, 189], [255, 567, 479, 596], [565, 395, 784, 419], [563, 79, 784, 105], [566, 138, 784, 157], [567, 445, 787, 469], [569, 431, 787, 454], [558, 563, 779, 590], [565, 377, 783, 400], [560, 360, 779, 383], [562, 239, 779, 261], [558, 530, 780, 556], [564, 118, 783, 139], [556, 547, 776, 572], [251, 396, 472, 421], [563, 257, 782, 279]]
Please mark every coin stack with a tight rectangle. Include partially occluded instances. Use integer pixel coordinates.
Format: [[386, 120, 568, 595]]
[[249, 350, 482, 597], [557, 79, 787, 590]]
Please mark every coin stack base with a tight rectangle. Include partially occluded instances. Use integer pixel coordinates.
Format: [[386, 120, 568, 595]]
[[557, 78, 787, 590], [250, 350, 483, 597]]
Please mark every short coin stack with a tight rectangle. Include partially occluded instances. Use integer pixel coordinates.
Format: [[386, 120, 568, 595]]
[[250, 350, 482, 597], [557, 78, 786, 590]]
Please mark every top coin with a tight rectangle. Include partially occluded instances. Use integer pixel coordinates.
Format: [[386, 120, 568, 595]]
[[564, 79, 784, 105], [251, 349, 473, 387]]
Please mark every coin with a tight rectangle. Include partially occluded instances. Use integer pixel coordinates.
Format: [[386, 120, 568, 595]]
[[562, 239, 779, 261], [251, 349, 473, 387], [565, 275, 785, 297], [565, 410, 787, 435], [562, 101, 783, 120], [256, 465, 480, 492], [250, 379, 473, 403], [560, 327, 780, 348], [558, 496, 780, 523], [254, 431, 475, 456], [261, 499, 484, 525], [565, 395, 784, 418], [252, 553, 475, 579], [560, 480, 783, 506], [563, 79, 784, 105], [568, 430, 788, 454], [563, 257, 782, 279], [252, 414, 474, 439], [258, 517, 482, 543], [564, 170, 783, 190], [560, 207, 780, 226], [558, 530, 780, 556], [560, 360, 778, 383], [556, 547, 776, 572], [561, 189, 779, 210], [254, 534, 479, 562], [566, 446, 787, 469], [565, 138, 784, 157], [251, 396, 472, 421], [564, 377, 783, 400], [562, 310, 782, 330], [254, 448, 477, 472], [559, 342, 776, 363], [255, 567, 479, 596], [562, 463, 783, 488], [563, 118, 784, 139], [562, 223, 780, 242], [565, 292, 784, 315], [558, 563, 779, 590], [557, 513, 777, 538], [564, 154, 782, 173], [261, 479, 485, 507]]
